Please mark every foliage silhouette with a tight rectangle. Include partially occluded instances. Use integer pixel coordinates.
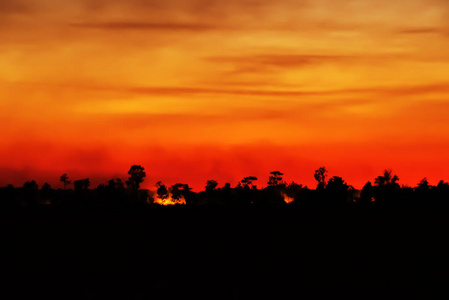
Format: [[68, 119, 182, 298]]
[[267, 171, 284, 186], [325, 176, 352, 207], [126, 165, 146, 190], [156, 181, 169, 200], [41, 183, 52, 200], [205, 180, 218, 193], [374, 170, 399, 187], [239, 176, 258, 189], [60, 174, 70, 190], [170, 183, 192, 200], [108, 178, 125, 191], [373, 170, 401, 207], [314, 166, 327, 190], [417, 177, 430, 190], [359, 181, 374, 207], [1, 165, 449, 211], [74, 178, 90, 191], [22, 180, 38, 206]]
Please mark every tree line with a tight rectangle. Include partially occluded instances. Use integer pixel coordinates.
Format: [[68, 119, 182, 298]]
[[1, 165, 448, 210]]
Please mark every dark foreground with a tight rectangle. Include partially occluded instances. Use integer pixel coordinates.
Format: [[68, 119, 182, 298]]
[[1, 206, 448, 299]]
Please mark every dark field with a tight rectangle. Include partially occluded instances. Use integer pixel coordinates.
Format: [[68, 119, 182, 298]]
[[1, 206, 448, 299]]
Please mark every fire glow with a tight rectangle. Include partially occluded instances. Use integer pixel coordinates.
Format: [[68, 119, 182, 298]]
[[153, 194, 186, 205], [281, 192, 294, 204]]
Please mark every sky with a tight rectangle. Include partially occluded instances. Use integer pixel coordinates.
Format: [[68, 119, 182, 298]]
[[1, 0, 449, 190]]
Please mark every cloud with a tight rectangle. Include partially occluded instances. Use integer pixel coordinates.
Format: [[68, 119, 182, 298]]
[[144, 86, 332, 98], [207, 54, 354, 66], [205, 54, 356, 75], [118, 83, 449, 99], [203, 52, 425, 80], [369, 83, 449, 96], [42, 81, 449, 101], [70, 21, 225, 31], [125, 86, 320, 97], [0, 1, 34, 15], [397, 27, 447, 35]]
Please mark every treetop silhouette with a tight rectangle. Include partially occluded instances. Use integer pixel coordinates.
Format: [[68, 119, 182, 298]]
[[60, 174, 70, 190], [74, 178, 90, 191], [2, 165, 449, 210], [314, 167, 327, 189], [156, 181, 169, 199], [205, 180, 218, 192], [267, 171, 284, 186], [374, 170, 399, 187], [126, 165, 146, 190]]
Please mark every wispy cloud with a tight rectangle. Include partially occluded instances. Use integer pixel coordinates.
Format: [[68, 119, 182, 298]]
[[206, 54, 355, 68], [35, 81, 449, 100], [124, 83, 449, 99], [125, 86, 322, 97], [397, 27, 448, 35], [70, 21, 225, 31]]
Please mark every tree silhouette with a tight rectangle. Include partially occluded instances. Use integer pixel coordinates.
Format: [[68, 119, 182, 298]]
[[74, 178, 90, 191], [21, 180, 38, 207], [240, 176, 258, 189], [107, 178, 125, 191], [0, 184, 16, 208], [435, 180, 449, 208], [314, 167, 327, 190], [374, 170, 399, 187], [171, 183, 191, 200], [267, 171, 284, 187], [5, 164, 449, 211], [326, 176, 352, 206], [221, 183, 232, 204], [359, 181, 374, 205], [437, 180, 449, 188], [126, 165, 146, 190], [41, 183, 53, 204], [373, 170, 401, 206], [205, 180, 218, 192], [156, 181, 169, 199], [23, 180, 38, 205], [416, 178, 430, 190], [60, 174, 70, 190], [327, 176, 349, 189], [23, 180, 38, 191]]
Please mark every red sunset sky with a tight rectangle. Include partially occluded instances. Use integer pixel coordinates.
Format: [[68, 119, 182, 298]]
[[1, 0, 449, 190]]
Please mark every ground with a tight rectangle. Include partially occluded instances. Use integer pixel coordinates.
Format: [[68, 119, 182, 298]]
[[1, 205, 447, 299]]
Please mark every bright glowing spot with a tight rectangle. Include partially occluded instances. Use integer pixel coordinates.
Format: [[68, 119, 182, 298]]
[[281, 192, 294, 204], [153, 194, 186, 205]]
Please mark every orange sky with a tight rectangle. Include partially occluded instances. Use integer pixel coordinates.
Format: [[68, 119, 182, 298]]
[[1, 0, 449, 190]]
